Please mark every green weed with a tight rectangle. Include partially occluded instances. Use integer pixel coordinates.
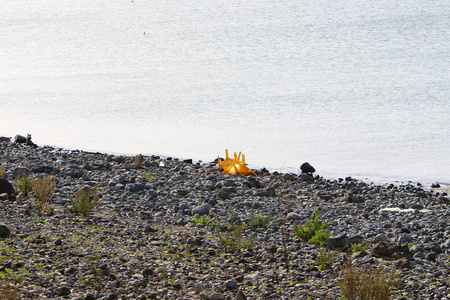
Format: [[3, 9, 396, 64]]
[[17, 176, 33, 196], [248, 213, 273, 228], [189, 215, 214, 226], [293, 209, 331, 246]]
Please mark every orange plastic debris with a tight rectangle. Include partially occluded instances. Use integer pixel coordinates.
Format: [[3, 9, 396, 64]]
[[218, 149, 256, 176]]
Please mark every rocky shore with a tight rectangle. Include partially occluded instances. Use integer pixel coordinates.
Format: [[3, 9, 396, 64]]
[[0, 138, 449, 300]]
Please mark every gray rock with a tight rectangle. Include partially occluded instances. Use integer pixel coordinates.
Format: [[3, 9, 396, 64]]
[[14, 134, 27, 143], [373, 233, 390, 243], [148, 190, 158, 198], [397, 234, 413, 244], [0, 193, 9, 201], [127, 184, 145, 192], [192, 204, 211, 216], [286, 212, 301, 221]]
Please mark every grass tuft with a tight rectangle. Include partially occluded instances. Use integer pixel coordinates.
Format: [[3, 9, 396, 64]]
[[338, 264, 398, 300], [72, 185, 99, 217], [32, 175, 56, 214]]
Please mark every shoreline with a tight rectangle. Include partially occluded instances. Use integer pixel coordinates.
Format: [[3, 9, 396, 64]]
[[0, 140, 449, 299], [2, 135, 445, 191]]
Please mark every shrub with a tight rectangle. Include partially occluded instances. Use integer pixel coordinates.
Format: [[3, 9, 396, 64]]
[[338, 264, 398, 300], [293, 209, 330, 246], [17, 176, 33, 197], [72, 185, 99, 217], [32, 175, 56, 214]]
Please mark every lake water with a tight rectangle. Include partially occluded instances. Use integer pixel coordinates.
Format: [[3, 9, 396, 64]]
[[1, 0, 449, 186]]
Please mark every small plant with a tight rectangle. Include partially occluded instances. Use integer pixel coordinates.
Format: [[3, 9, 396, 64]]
[[17, 176, 33, 196], [189, 215, 214, 226], [34, 218, 48, 224], [216, 222, 253, 253], [248, 213, 273, 228], [72, 185, 99, 217], [32, 175, 56, 214], [142, 171, 156, 179], [316, 249, 336, 271], [352, 243, 369, 253], [338, 264, 398, 300], [293, 209, 331, 246]]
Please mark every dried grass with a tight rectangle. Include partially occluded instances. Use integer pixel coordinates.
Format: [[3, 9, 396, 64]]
[[0, 281, 21, 300], [338, 263, 398, 300], [32, 175, 56, 214], [0, 165, 5, 179]]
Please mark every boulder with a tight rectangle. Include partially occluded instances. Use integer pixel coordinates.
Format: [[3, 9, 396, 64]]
[[14, 134, 27, 143], [0, 178, 16, 201], [0, 224, 11, 238], [300, 162, 316, 174], [12, 167, 31, 179], [326, 234, 351, 250], [192, 204, 211, 216]]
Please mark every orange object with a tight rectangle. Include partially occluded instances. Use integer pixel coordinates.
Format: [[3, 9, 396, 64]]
[[218, 149, 256, 176]]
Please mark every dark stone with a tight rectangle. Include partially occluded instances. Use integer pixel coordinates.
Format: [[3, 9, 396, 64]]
[[142, 267, 154, 277], [245, 178, 263, 188], [0, 224, 11, 238], [176, 189, 190, 196], [31, 165, 53, 174], [410, 204, 424, 210], [326, 234, 351, 250], [300, 162, 315, 173], [58, 286, 71, 296], [0, 137, 11, 142], [298, 174, 314, 182], [0, 178, 16, 201], [183, 159, 193, 164], [225, 280, 238, 290], [84, 293, 95, 300], [216, 190, 230, 200], [425, 252, 438, 262]]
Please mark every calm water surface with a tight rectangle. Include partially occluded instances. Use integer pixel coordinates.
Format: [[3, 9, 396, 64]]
[[1, 0, 449, 185]]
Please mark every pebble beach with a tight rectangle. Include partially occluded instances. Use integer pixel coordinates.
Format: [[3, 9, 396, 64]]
[[0, 138, 449, 300]]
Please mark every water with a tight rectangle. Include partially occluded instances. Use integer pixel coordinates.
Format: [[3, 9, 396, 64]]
[[1, 0, 449, 185]]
